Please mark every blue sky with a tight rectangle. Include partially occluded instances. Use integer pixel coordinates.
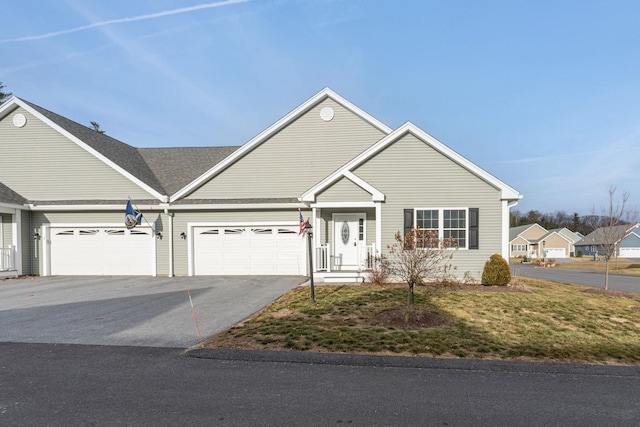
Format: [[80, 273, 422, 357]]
[[1, 0, 639, 215]]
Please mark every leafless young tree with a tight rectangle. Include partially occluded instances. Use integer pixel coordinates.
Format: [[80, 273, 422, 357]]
[[593, 187, 638, 290], [387, 228, 456, 309]]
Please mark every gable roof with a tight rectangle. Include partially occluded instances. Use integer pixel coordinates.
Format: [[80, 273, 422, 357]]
[[301, 122, 522, 203], [509, 223, 547, 242], [576, 223, 640, 246], [549, 227, 582, 244], [1, 97, 167, 200], [169, 88, 394, 202], [138, 146, 239, 195], [0, 181, 26, 207]]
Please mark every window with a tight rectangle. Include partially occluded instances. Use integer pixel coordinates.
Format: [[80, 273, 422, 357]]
[[511, 244, 527, 252], [415, 208, 468, 249]]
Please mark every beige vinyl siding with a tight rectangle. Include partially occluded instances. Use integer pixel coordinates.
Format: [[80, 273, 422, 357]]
[[354, 133, 503, 278], [543, 234, 570, 252], [316, 177, 372, 202], [187, 99, 386, 199], [0, 108, 155, 201], [520, 225, 547, 241], [171, 209, 305, 275]]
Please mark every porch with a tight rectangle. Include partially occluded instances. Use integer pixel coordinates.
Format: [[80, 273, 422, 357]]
[[314, 243, 376, 283], [0, 247, 18, 278], [305, 205, 382, 283]]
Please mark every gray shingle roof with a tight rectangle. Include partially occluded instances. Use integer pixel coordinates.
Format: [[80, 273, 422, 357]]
[[19, 98, 167, 195], [171, 197, 300, 205], [0, 181, 26, 206], [138, 146, 239, 195]]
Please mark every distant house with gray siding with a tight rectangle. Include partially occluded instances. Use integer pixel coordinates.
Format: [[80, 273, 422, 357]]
[[0, 88, 521, 281]]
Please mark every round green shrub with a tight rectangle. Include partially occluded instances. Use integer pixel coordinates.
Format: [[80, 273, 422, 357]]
[[482, 254, 511, 286]]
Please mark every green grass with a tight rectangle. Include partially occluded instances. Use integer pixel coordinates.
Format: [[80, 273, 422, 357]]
[[204, 279, 640, 365]]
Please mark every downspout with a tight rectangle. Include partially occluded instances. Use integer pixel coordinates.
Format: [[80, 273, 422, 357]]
[[165, 209, 174, 277]]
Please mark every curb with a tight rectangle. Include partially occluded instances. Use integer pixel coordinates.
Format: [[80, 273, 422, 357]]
[[185, 347, 640, 377]]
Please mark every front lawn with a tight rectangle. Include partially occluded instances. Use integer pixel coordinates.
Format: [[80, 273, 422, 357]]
[[204, 278, 640, 365]]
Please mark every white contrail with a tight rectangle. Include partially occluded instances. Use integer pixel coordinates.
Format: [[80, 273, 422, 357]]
[[0, 0, 249, 43]]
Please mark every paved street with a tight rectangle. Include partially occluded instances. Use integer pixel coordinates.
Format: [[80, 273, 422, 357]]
[[1, 342, 639, 426], [512, 263, 640, 293], [0, 276, 302, 347]]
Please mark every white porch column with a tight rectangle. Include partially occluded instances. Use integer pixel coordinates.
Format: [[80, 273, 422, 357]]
[[375, 202, 382, 255], [12, 209, 22, 275]]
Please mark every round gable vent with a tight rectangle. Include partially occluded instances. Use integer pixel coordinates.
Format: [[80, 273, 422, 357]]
[[13, 113, 27, 128], [320, 107, 334, 122]]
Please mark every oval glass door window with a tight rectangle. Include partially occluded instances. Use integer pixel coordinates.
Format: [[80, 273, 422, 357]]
[[341, 221, 350, 245]]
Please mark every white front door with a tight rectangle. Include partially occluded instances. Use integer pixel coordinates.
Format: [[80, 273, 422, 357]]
[[333, 213, 365, 270]]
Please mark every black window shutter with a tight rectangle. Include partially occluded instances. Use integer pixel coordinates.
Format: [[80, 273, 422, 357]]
[[404, 209, 414, 237], [469, 208, 479, 249]]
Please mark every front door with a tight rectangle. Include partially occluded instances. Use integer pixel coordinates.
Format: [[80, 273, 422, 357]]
[[333, 213, 365, 270]]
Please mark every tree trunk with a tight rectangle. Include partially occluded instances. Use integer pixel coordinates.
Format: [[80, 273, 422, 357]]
[[605, 259, 610, 290]]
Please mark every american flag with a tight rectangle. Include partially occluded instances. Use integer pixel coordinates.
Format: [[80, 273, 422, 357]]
[[299, 209, 308, 235]]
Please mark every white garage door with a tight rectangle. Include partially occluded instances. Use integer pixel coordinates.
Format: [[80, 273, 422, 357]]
[[50, 227, 155, 275], [543, 248, 566, 258], [619, 247, 640, 258], [193, 226, 304, 275]]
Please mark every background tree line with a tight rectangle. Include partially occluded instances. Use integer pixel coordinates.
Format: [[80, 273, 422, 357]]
[[509, 209, 602, 235]]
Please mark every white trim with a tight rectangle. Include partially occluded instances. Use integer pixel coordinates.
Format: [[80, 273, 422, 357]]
[[4, 98, 165, 202], [301, 171, 385, 203], [42, 223, 157, 277], [0, 203, 26, 212], [310, 201, 377, 208], [332, 212, 367, 269], [170, 88, 393, 201], [342, 171, 385, 201], [0, 215, 3, 249], [414, 207, 470, 250], [13, 210, 22, 275], [26, 202, 305, 211], [161, 203, 305, 210], [375, 202, 382, 254], [302, 122, 522, 202], [502, 201, 510, 260], [187, 221, 299, 276]]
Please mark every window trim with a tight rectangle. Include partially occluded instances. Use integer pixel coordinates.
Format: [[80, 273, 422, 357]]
[[414, 207, 469, 250]]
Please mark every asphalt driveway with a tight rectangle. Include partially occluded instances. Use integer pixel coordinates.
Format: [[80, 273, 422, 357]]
[[0, 276, 303, 348]]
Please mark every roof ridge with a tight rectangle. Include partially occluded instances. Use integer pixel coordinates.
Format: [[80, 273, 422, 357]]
[[16, 97, 168, 196]]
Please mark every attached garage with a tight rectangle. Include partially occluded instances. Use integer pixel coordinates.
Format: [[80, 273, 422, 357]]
[[192, 225, 305, 275], [619, 247, 640, 258], [543, 248, 566, 258], [48, 226, 155, 275]]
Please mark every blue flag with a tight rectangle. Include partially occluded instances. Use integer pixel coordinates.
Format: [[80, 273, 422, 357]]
[[125, 200, 143, 229]]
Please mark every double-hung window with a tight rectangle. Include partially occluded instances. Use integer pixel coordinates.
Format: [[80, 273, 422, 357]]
[[415, 208, 468, 249]]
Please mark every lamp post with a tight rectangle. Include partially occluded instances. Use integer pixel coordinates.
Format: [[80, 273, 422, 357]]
[[305, 221, 315, 303]]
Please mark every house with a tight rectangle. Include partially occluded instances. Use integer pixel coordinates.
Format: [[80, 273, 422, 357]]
[[575, 223, 640, 259], [509, 223, 546, 258], [0, 88, 521, 281], [509, 224, 581, 259]]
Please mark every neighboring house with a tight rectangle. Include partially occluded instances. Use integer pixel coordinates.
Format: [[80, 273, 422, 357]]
[[0, 88, 521, 281], [549, 228, 582, 257], [509, 223, 547, 258], [575, 223, 640, 259], [509, 224, 581, 259]]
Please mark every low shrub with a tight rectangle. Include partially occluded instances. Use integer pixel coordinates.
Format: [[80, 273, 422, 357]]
[[482, 253, 511, 286]]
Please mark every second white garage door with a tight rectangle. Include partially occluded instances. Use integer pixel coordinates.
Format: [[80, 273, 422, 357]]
[[193, 226, 305, 275]]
